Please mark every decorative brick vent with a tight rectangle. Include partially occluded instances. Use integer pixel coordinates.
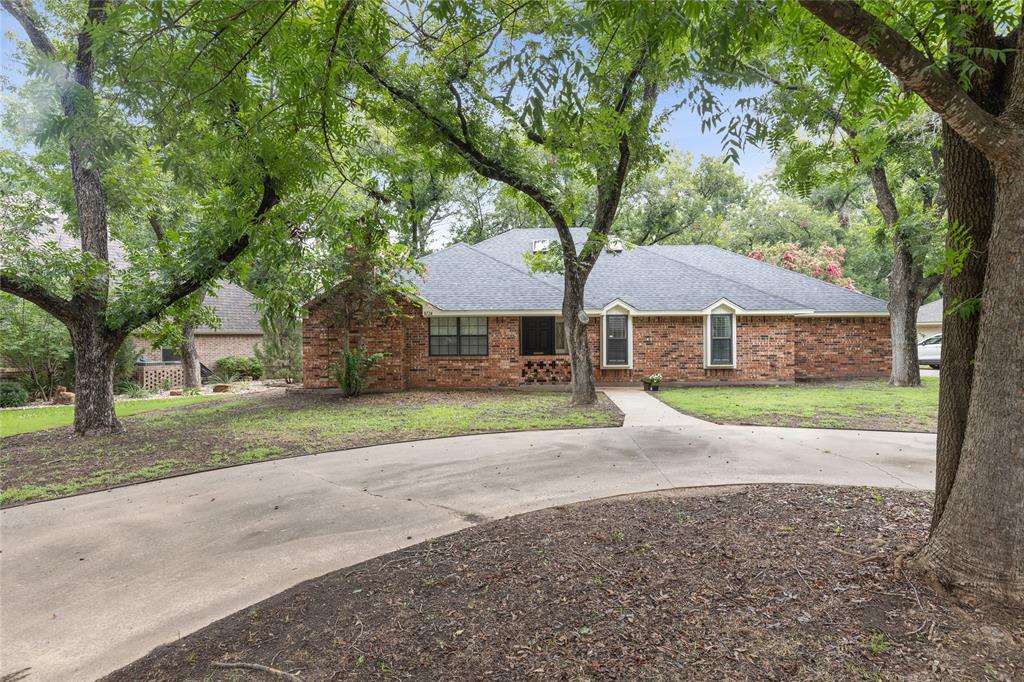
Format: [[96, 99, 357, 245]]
[[135, 363, 183, 390], [521, 358, 572, 384]]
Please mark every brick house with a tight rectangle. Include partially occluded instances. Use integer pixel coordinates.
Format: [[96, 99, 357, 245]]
[[303, 229, 891, 390], [134, 282, 263, 388]]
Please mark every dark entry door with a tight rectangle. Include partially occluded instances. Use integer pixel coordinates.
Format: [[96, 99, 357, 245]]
[[522, 317, 555, 355]]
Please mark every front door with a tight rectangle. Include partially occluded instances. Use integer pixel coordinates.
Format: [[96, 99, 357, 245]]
[[521, 316, 555, 355]]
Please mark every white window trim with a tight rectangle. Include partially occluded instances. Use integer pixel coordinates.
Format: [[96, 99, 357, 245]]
[[704, 307, 737, 369], [601, 312, 633, 369]]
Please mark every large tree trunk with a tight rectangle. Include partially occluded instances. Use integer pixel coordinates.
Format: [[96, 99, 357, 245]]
[[180, 322, 201, 389], [918, 165, 1024, 603], [179, 293, 205, 389], [931, 125, 996, 529], [563, 269, 596, 406], [886, 263, 922, 387], [69, 322, 121, 435], [871, 165, 924, 387]]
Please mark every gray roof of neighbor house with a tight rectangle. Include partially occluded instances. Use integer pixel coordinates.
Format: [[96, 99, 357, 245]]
[[917, 299, 943, 324], [410, 228, 889, 315], [197, 282, 262, 334], [16, 225, 262, 333]]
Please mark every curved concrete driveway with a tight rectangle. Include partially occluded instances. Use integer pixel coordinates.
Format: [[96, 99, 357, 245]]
[[0, 388, 935, 681]]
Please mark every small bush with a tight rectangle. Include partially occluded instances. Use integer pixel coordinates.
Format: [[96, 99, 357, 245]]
[[214, 356, 262, 380], [116, 381, 149, 399], [0, 382, 29, 407], [331, 347, 385, 398]]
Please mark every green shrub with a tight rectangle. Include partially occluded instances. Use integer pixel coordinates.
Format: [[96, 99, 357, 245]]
[[214, 356, 262, 380], [116, 381, 149, 399], [0, 294, 73, 400], [331, 347, 385, 398], [0, 382, 29, 407]]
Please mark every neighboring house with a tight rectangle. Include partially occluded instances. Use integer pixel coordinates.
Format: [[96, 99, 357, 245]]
[[303, 229, 891, 390], [916, 298, 943, 339], [135, 282, 264, 367]]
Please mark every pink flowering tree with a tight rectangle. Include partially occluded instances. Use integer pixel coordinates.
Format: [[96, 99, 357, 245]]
[[748, 242, 857, 290]]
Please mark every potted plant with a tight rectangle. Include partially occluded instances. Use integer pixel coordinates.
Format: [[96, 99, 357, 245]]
[[642, 373, 662, 391]]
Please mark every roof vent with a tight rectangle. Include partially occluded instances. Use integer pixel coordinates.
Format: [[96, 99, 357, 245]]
[[532, 239, 551, 253], [607, 237, 624, 252]]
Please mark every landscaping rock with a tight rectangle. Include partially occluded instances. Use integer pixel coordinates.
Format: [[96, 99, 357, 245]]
[[169, 389, 183, 396], [211, 384, 231, 393]]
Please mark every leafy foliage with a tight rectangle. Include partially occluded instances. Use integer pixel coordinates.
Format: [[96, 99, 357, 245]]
[[254, 310, 302, 383], [214, 357, 262, 381], [0, 295, 72, 400], [0, 382, 30, 408], [748, 242, 857, 290]]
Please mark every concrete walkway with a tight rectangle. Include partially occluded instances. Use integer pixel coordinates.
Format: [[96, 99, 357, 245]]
[[0, 388, 935, 681]]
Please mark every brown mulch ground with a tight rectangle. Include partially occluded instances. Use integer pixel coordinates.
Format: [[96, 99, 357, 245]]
[[104, 485, 1023, 681]]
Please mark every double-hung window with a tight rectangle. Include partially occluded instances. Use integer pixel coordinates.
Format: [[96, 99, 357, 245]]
[[604, 314, 629, 366], [707, 313, 735, 367], [429, 317, 488, 356]]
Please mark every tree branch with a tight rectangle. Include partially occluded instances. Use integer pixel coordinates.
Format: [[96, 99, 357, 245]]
[[799, 0, 1021, 163], [116, 176, 280, 333], [1, 0, 56, 57], [0, 274, 76, 324], [870, 164, 899, 227], [360, 62, 569, 235]]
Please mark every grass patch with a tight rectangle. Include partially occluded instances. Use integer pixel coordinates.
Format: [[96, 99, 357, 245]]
[[1, 390, 621, 505], [0, 394, 229, 436], [658, 378, 938, 432]]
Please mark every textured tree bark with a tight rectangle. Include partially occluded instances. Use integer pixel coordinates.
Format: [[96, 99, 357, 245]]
[[69, 321, 121, 435], [919, 164, 1024, 603], [563, 271, 596, 406], [180, 323, 201, 389], [932, 125, 995, 528], [870, 165, 925, 387]]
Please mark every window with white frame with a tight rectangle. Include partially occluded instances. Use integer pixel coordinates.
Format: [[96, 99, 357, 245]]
[[706, 311, 736, 367], [429, 316, 488, 356], [604, 314, 629, 366]]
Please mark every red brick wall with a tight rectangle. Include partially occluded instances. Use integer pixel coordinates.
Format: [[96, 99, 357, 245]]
[[593, 316, 797, 383], [302, 293, 890, 389], [794, 317, 891, 380]]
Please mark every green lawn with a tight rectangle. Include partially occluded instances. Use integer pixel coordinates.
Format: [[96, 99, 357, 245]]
[[0, 393, 229, 437], [1, 389, 622, 505], [658, 378, 938, 432]]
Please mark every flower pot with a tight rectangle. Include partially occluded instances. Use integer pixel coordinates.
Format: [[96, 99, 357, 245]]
[[643, 382, 659, 392]]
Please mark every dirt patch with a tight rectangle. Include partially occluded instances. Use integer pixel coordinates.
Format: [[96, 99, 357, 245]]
[[104, 485, 1023, 681], [1, 390, 622, 506]]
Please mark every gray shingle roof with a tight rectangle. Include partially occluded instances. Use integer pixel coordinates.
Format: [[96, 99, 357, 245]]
[[412, 229, 888, 314], [197, 282, 262, 334], [917, 299, 943, 324]]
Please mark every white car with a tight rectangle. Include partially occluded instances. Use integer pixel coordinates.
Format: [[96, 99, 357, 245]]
[[918, 333, 942, 368]]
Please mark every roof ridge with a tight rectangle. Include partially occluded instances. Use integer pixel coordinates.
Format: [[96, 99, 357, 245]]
[[690, 244, 888, 305], [460, 242, 566, 297], [636, 244, 810, 310]]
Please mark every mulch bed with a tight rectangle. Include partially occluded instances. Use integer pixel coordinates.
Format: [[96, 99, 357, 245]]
[[104, 485, 1023, 681]]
